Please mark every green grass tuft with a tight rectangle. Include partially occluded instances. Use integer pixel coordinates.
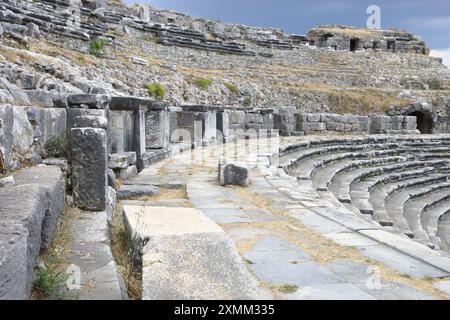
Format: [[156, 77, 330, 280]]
[[224, 82, 239, 94], [196, 78, 213, 90], [146, 82, 167, 99], [89, 38, 106, 57]]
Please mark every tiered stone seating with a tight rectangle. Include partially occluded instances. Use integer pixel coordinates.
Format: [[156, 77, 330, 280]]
[[0, 0, 114, 42], [280, 135, 450, 254]]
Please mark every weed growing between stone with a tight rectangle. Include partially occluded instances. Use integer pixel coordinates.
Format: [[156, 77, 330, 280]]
[[110, 204, 142, 300], [31, 203, 74, 300]]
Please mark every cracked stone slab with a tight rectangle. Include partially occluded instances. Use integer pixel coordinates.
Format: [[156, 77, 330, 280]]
[[244, 237, 312, 265], [359, 229, 450, 276], [65, 211, 127, 300]]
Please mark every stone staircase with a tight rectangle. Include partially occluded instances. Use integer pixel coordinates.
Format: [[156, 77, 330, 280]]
[[280, 135, 450, 255]]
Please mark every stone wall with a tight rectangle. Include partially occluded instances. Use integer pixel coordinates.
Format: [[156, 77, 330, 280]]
[[308, 25, 428, 54]]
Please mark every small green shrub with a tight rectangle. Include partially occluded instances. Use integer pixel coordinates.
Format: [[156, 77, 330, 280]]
[[224, 82, 239, 94], [196, 78, 213, 90], [146, 82, 167, 99], [44, 135, 68, 158], [89, 38, 106, 56], [33, 264, 66, 300]]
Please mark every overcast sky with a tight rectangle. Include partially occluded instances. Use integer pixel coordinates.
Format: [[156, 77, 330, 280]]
[[125, 0, 450, 67]]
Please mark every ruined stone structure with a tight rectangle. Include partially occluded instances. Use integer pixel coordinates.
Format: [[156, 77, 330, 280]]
[[0, 0, 449, 300], [308, 25, 429, 54]]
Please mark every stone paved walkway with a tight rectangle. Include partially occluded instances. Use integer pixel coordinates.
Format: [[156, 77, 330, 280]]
[[123, 136, 450, 300]]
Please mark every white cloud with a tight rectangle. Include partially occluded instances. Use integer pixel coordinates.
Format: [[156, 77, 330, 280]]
[[430, 48, 450, 68]]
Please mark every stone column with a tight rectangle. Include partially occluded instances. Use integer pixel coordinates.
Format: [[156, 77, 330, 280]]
[[71, 128, 107, 211], [133, 107, 146, 158], [216, 111, 230, 142]]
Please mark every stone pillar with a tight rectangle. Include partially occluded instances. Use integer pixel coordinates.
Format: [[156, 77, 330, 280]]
[[133, 107, 146, 158], [216, 111, 230, 142], [145, 110, 170, 149], [198, 111, 217, 145], [71, 128, 107, 211]]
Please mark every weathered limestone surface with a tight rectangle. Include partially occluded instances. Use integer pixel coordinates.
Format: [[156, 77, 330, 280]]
[[12, 166, 65, 249], [0, 165, 65, 300], [36, 108, 67, 146], [117, 185, 160, 199], [107, 110, 134, 154], [0, 105, 13, 171], [123, 205, 261, 300], [71, 128, 107, 211], [145, 110, 170, 149]]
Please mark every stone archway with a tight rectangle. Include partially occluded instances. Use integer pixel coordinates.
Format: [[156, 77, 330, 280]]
[[399, 103, 437, 134], [409, 110, 433, 134]]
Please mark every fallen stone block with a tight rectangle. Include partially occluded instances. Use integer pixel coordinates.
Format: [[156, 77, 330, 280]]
[[108, 152, 137, 169], [219, 161, 249, 187], [117, 165, 138, 180], [117, 185, 160, 199]]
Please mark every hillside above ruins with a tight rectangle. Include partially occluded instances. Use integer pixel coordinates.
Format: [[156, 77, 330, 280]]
[[0, 0, 449, 117]]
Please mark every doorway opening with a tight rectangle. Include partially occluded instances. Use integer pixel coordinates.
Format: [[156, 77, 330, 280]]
[[350, 39, 359, 52], [409, 111, 433, 134], [387, 40, 396, 53]]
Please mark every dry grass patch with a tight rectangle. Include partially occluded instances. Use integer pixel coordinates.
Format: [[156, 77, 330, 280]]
[[234, 188, 450, 300], [290, 83, 413, 114], [110, 203, 142, 300]]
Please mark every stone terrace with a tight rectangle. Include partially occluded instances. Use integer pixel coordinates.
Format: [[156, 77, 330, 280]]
[[121, 135, 450, 300]]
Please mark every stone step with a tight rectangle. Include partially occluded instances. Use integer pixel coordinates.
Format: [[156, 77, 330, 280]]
[[370, 175, 447, 238], [364, 168, 439, 227], [328, 160, 431, 206], [437, 213, 450, 254], [381, 176, 450, 236], [422, 197, 450, 249], [404, 188, 450, 247], [312, 153, 407, 191]]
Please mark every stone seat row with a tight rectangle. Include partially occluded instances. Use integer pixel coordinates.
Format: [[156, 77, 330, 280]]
[[279, 136, 450, 254]]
